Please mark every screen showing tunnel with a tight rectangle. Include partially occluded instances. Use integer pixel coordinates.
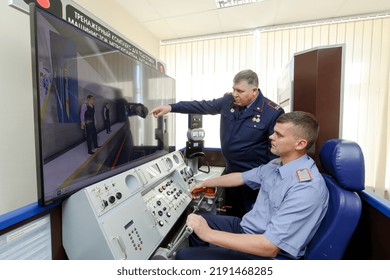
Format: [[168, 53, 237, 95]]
[[30, 6, 176, 206]]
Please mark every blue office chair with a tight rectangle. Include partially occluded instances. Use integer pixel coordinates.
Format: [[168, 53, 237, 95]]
[[303, 139, 365, 259]]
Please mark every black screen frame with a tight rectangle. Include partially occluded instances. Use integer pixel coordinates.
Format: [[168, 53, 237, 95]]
[[29, 3, 175, 206]]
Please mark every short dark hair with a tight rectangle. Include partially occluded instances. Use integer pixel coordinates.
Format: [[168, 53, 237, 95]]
[[233, 69, 259, 87], [87, 95, 93, 100], [276, 111, 319, 151]]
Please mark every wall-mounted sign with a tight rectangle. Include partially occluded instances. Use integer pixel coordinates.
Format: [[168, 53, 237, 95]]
[[9, 0, 165, 73]]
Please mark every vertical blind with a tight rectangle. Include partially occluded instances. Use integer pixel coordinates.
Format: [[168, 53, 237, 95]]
[[160, 16, 390, 200], [160, 35, 256, 149]]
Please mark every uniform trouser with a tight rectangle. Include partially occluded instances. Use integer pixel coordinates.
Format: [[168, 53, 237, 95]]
[[222, 168, 259, 218], [86, 124, 98, 152], [175, 214, 271, 260], [224, 186, 259, 218], [105, 119, 111, 132]]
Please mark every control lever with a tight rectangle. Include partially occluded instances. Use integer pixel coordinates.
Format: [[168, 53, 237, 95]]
[[151, 195, 205, 260], [165, 226, 193, 259], [191, 187, 216, 197], [192, 187, 216, 205]]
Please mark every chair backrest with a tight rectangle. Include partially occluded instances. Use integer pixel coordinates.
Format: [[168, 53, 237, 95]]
[[304, 139, 365, 260]]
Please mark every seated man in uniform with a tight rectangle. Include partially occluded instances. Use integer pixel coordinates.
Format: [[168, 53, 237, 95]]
[[175, 111, 329, 260]]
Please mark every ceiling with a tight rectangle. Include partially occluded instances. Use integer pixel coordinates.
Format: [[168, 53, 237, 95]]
[[113, 0, 390, 41]]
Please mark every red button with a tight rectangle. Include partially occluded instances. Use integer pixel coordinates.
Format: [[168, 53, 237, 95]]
[[37, 0, 50, 9]]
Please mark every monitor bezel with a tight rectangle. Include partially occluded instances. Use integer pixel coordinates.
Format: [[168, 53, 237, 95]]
[[29, 3, 173, 206]]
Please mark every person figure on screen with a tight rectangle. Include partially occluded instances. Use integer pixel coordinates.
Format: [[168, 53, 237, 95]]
[[175, 111, 329, 260], [150, 69, 284, 217], [80, 95, 100, 155], [103, 101, 111, 134]]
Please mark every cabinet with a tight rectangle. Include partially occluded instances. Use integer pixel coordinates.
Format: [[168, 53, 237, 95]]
[[293, 46, 344, 167]]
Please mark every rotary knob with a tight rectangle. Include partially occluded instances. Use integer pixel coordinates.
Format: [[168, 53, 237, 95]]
[[108, 196, 116, 204]]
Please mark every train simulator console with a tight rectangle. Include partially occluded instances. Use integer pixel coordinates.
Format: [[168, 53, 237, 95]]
[[62, 151, 197, 260]]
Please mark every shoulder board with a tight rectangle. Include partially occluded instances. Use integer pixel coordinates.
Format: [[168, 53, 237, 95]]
[[267, 101, 282, 111], [296, 168, 313, 182]]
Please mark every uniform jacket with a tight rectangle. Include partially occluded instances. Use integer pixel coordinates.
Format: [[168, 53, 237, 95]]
[[170, 89, 284, 172]]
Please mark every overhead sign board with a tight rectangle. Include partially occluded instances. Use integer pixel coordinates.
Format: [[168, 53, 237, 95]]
[[9, 0, 166, 73]]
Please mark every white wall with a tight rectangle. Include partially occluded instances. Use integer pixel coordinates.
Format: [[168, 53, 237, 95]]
[[0, 2, 37, 215], [0, 1, 160, 215], [74, 0, 160, 58]]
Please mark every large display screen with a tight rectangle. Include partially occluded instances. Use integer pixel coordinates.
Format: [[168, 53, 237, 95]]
[[30, 5, 175, 206]]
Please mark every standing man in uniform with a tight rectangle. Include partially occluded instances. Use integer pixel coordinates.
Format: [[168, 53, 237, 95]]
[[80, 95, 100, 155], [150, 70, 284, 217], [176, 111, 329, 260]]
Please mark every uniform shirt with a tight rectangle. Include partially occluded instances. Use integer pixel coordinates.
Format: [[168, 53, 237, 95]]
[[170, 89, 284, 172], [240, 155, 329, 258]]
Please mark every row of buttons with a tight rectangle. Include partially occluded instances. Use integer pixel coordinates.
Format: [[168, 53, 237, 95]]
[[128, 228, 143, 251], [101, 192, 123, 209], [157, 180, 173, 193]]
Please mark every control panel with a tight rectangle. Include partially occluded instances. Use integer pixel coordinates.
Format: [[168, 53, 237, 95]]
[[143, 178, 189, 235], [62, 151, 195, 260]]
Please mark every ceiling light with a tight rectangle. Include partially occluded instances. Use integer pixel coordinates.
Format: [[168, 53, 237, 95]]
[[215, 0, 259, 9]]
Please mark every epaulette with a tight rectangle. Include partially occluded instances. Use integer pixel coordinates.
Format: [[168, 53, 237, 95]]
[[296, 168, 313, 182], [267, 101, 282, 111]]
